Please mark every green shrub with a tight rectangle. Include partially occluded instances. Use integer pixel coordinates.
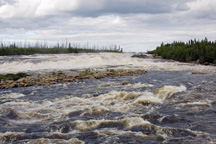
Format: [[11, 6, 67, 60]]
[[52, 72, 56, 76], [148, 38, 216, 64], [79, 69, 92, 77], [107, 69, 116, 74], [0, 72, 29, 81]]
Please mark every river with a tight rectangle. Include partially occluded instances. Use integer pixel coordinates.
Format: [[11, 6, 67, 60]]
[[0, 53, 216, 143]]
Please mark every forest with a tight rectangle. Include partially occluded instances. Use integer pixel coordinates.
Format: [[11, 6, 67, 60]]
[[0, 41, 123, 56], [148, 37, 216, 64]]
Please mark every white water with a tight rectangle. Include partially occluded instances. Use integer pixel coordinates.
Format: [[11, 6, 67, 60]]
[[0, 85, 185, 124], [0, 53, 216, 74]]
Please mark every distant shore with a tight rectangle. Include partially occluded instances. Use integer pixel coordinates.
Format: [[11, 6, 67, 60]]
[[0, 47, 122, 56], [147, 38, 216, 65]]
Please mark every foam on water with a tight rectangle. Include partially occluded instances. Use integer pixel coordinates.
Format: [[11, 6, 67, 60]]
[[0, 93, 25, 99], [127, 82, 154, 89], [0, 85, 187, 129], [25, 138, 85, 144], [179, 100, 212, 107], [72, 117, 152, 131], [0, 132, 26, 143], [155, 85, 187, 100], [133, 92, 162, 105], [94, 129, 150, 139], [0, 132, 85, 144], [0, 53, 216, 74], [123, 117, 151, 129]]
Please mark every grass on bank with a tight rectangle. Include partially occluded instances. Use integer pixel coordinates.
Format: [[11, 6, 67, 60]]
[[0, 72, 29, 82], [78, 69, 95, 77]]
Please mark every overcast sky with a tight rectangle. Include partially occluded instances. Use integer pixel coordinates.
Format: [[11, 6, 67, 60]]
[[0, 0, 216, 52]]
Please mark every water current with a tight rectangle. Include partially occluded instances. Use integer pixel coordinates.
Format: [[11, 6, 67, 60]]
[[0, 53, 216, 143]]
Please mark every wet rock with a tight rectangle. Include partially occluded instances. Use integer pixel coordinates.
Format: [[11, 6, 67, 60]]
[[83, 75, 94, 79], [68, 111, 83, 117], [6, 108, 18, 119], [157, 135, 165, 140], [60, 124, 71, 133], [131, 54, 148, 59], [65, 78, 74, 82], [92, 93, 100, 97], [45, 83, 50, 86], [192, 72, 205, 74], [9, 83, 18, 88], [50, 81, 57, 84], [94, 74, 105, 79], [121, 81, 130, 85], [204, 62, 210, 65], [142, 114, 163, 124], [35, 82, 42, 86], [74, 79, 79, 82], [17, 78, 26, 83], [0, 83, 6, 88], [57, 78, 63, 82]]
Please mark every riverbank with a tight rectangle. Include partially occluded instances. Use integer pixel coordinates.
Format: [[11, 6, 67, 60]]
[[147, 38, 216, 65], [0, 69, 147, 89]]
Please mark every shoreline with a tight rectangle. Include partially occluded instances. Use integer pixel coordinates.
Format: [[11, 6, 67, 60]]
[[0, 69, 147, 89]]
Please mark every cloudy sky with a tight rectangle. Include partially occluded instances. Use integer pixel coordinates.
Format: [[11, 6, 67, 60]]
[[0, 0, 216, 52]]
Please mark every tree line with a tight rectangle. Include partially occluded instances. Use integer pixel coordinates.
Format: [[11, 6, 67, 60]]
[[0, 41, 123, 56], [148, 37, 216, 64]]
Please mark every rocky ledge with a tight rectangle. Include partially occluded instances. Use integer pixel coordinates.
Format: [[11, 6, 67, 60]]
[[0, 69, 147, 89]]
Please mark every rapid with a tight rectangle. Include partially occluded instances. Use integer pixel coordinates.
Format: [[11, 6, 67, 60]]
[[0, 53, 216, 143]]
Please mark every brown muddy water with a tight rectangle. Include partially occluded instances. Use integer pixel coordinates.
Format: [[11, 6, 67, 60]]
[[0, 53, 216, 144]]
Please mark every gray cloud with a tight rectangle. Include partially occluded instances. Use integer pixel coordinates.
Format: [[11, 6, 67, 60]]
[[185, 0, 216, 20], [0, 0, 194, 18], [49, 0, 196, 17], [73, 0, 172, 17], [0, 0, 15, 6], [0, 0, 216, 52]]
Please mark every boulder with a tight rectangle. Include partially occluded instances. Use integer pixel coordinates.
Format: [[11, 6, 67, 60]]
[[121, 81, 130, 85]]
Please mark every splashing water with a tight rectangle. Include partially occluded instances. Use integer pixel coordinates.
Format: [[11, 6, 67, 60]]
[[0, 53, 215, 74]]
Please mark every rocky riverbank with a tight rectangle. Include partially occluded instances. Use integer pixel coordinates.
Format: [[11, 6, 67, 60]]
[[0, 69, 147, 89]]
